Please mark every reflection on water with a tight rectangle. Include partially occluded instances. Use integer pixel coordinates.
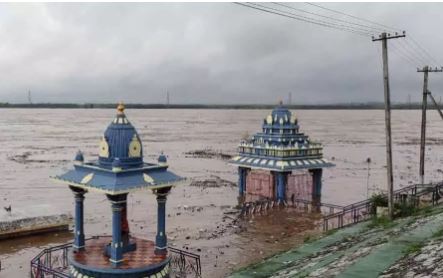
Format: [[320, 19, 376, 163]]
[[0, 109, 443, 277]]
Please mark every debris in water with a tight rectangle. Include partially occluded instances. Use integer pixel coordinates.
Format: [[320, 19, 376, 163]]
[[189, 175, 236, 188], [184, 148, 232, 160]]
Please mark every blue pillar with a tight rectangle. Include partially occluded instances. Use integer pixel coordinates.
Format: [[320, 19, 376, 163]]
[[154, 187, 171, 255], [311, 169, 323, 204], [238, 167, 247, 196], [107, 194, 127, 266], [70, 186, 86, 251], [276, 172, 287, 203]]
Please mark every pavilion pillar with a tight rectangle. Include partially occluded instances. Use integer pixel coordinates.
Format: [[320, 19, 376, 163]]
[[70, 186, 86, 251], [276, 172, 288, 204], [154, 187, 171, 255], [121, 203, 130, 245], [310, 169, 323, 207], [107, 193, 127, 266], [238, 167, 247, 197]]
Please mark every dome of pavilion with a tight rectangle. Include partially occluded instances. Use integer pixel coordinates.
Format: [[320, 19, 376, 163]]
[[53, 102, 183, 195], [98, 102, 143, 168]]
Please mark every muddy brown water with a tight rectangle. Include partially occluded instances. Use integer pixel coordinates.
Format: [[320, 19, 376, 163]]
[[1, 109, 443, 278]]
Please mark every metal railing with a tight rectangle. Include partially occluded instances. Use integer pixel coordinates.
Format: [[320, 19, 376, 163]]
[[30, 239, 202, 278], [322, 182, 443, 232], [169, 247, 202, 278], [30, 241, 72, 278], [290, 198, 344, 215], [240, 197, 344, 217]]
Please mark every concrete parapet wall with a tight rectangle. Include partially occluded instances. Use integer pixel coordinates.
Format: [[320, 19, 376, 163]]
[[0, 214, 71, 240]]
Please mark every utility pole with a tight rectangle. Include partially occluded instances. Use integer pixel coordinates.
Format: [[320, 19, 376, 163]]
[[417, 66, 443, 185], [28, 90, 32, 104], [166, 91, 170, 106], [372, 31, 405, 220]]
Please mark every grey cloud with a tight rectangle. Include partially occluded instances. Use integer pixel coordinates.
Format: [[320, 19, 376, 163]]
[[0, 2, 442, 104]]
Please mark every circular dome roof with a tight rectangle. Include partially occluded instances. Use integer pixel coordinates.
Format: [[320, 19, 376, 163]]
[[98, 103, 143, 168]]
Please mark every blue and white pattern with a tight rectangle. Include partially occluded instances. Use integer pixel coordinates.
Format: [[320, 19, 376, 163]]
[[230, 104, 334, 172], [52, 103, 184, 195]]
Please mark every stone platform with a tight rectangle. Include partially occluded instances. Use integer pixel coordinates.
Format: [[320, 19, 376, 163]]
[[69, 236, 170, 278]]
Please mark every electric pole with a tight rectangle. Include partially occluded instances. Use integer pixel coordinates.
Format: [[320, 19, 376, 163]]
[[166, 91, 170, 106], [417, 66, 443, 185], [372, 31, 406, 220], [28, 90, 32, 104]]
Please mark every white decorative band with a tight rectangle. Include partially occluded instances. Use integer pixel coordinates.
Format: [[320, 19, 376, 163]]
[[109, 258, 124, 263], [155, 245, 168, 250]]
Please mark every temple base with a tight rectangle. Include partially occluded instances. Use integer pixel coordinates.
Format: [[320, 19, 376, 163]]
[[105, 241, 137, 258], [69, 236, 169, 278]]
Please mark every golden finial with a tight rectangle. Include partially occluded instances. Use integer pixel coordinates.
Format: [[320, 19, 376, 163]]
[[117, 102, 125, 114]]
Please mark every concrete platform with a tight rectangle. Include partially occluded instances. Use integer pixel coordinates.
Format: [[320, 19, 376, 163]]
[[0, 204, 71, 240]]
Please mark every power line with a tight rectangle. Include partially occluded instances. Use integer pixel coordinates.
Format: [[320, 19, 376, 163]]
[[305, 2, 401, 33], [252, 2, 375, 35], [302, 2, 440, 67], [235, 2, 372, 37], [236, 2, 440, 72], [401, 38, 433, 65], [390, 42, 417, 67], [244, 2, 373, 36], [272, 2, 386, 34], [393, 39, 428, 66], [397, 36, 435, 65], [409, 34, 440, 65], [389, 40, 420, 68]]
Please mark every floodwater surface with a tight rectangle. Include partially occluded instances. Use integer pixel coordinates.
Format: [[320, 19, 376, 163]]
[[1, 109, 443, 278]]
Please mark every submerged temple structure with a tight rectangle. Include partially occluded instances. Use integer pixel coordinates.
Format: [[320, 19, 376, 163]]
[[230, 103, 334, 205], [52, 103, 183, 278]]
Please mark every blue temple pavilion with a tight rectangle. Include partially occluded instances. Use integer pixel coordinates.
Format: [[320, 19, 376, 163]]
[[52, 103, 183, 278], [230, 103, 334, 205]]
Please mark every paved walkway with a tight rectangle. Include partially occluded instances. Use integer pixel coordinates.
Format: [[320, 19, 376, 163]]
[[229, 206, 443, 278]]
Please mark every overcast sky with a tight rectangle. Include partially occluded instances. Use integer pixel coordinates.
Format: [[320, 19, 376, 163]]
[[1, 2, 443, 104]]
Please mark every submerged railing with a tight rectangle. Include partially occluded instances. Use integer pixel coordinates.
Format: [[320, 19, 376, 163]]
[[240, 197, 344, 217], [237, 182, 443, 232], [30, 239, 202, 278]]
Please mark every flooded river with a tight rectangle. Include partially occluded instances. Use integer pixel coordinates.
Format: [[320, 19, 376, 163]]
[[1, 109, 443, 277]]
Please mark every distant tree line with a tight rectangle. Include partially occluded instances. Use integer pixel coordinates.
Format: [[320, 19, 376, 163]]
[[0, 102, 437, 110]]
